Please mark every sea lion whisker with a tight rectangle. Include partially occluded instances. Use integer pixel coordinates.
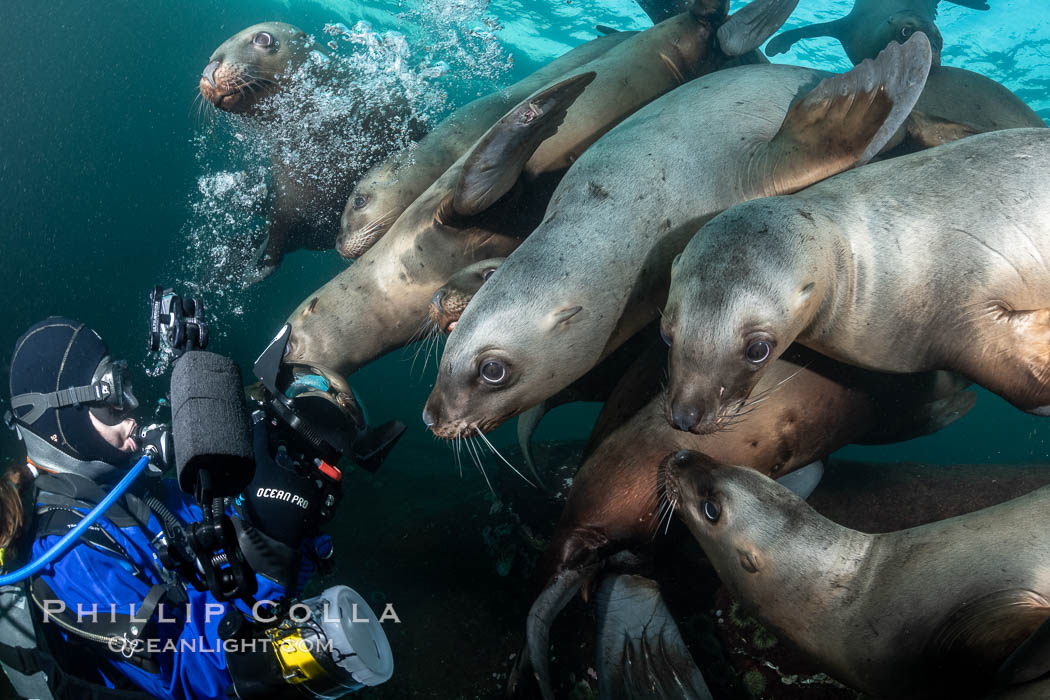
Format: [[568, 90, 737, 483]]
[[477, 430, 536, 488], [466, 436, 495, 495]]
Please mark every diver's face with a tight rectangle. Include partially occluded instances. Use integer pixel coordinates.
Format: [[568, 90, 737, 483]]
[[89, 413, 138, 453]]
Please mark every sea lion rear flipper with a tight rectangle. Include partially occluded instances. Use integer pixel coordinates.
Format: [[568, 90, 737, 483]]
[[594, 574, 714, 700], [454, 72, 597, 217], [717, 0, 801, 56], [758, 32, 932, 194], [507, 564, 600, 700], [764, 19, 846, 57], [998, 616, 1050, 686], [905, 109, 982, 148], [516, 402, 551, 490], [860, 389, 977, 444], [775, 460, 823, 499], [943, 0, 990, 10]]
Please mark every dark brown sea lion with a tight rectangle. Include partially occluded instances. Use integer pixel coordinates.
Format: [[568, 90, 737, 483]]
[[199, 22, 424, 277], [336, 32, 635, 260], [663, 128, 1050, 435], [662, 451, 1050, 699], [284, 0, 799, 375], [425, 35, 933, 442], [764, 0, 990, 65], [511, 342, 975, 698]]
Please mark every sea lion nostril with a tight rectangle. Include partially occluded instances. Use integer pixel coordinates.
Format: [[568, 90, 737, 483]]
[[670, 404, 699, 432], [202, 60, 220, 89]]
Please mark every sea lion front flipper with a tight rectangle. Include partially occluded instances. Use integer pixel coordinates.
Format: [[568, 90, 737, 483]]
[[998, 615, 1050, 686], [927, 589, 1050, 684], [906, 109, 982, 148], [454, 72, 597, 217], [717, 0, 801, 57], [516, 402, 551, 490], [764, 19, 847, 57], [633, 0, 692, 25], [757, 32, 932, 195], [594, 574, 714, 700], [775, 460, 824, 499], [507, 564, 600, 700]]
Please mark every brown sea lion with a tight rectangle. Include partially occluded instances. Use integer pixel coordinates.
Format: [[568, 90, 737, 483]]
[[663, 128, 1050, 435], [285, 0, 799, 375], [662, 451, 1050, 699], [336, 31, 635, 260], [425, 35, 933, 442], [764, 0, 990, 65], [199, 22, 424, 277], [511, 342, 975, 698]]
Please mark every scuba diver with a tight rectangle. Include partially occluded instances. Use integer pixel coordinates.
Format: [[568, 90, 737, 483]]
[[0, 316, 397, 700]]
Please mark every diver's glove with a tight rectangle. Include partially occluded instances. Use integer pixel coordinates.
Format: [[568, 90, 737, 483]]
[[231, 421, 342, 589]]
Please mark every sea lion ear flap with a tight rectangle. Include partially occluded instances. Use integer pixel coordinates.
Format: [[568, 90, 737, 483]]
[[761, 32, 932, 195], [550, 305, 584, 328], [453, 72, 597, 218], [716, 0, 800, 56]]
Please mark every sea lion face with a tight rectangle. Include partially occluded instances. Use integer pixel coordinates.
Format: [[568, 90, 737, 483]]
[[876, 14, 943, 67], [337, 160, 406, 260], [663, 209, 822, 435], [660, 450, 798, 584], [428, 259, 504, 333], [199, 22, 314, 113], [424, 299, 591, 440]]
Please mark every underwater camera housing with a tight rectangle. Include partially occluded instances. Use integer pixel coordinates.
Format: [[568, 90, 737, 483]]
[[220, 584, 394, 698], [252, 324, 406, 473]]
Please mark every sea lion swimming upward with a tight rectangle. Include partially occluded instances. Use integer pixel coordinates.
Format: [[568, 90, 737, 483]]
[[199, 22, 424, 278], [662, 451, 1050, 699], [765, 0, 989, 65], [424, 35, 933, 442], [336, 31, 635, 261], [284, 0, 799, 376], [663, 128, 1050, 435]]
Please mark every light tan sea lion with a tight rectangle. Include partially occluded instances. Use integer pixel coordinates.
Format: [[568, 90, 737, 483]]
[[424, 35, 933, 441], [512, 343, 974, 698], [765, 0, 990, 65], [663, 128, 1050, 434], [662, 451, 1050, 699], [284, 0, 800, 375], [336, 32, 635, 260], [199, 22, 317, 113], [198, 22, 424, 277]]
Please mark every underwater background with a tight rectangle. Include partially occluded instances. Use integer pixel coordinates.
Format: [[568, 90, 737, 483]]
[[2, 1, 1050, 697]]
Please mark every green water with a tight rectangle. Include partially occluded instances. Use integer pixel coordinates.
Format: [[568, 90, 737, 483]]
[[2, 0, 1049, 470]]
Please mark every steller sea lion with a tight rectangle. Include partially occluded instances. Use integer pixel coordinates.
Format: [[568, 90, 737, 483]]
[[199, 22, 424, 277], [424, 35, 933, 442], [284, 0, 799, 375], [764, 0, 990, 65], [661, 450, 1050, 699], [336, 31, 635, 260], [663, 128, 1050, 434], [512, 342, 974, 698]]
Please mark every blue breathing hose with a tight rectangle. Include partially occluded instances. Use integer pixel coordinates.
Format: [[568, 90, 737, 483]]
[[0, 455, 151, 586]]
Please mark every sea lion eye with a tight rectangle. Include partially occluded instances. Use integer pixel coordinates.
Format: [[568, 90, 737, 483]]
[[481, 268, 497, 281], [702, 500, 721, 522], [899, 26, 912, 39], [659, 326, 672, 347], [352, 194, 368, 210], [253, 32, 275, 48], [479, 360, 508, 385], [745, 340, 772, 364]]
